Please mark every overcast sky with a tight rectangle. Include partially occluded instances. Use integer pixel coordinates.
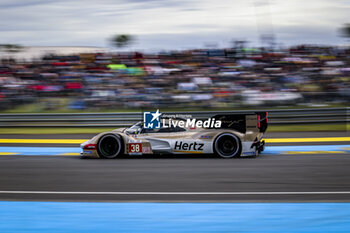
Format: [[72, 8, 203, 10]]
[[0, 0, 349, 51]]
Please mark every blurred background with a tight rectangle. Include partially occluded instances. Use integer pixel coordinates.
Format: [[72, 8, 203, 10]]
[[0, 0, 349, 113], [1, 44, 349, 112]]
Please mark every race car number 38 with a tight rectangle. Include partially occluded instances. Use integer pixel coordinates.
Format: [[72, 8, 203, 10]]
[[128, 143, 142, 155]]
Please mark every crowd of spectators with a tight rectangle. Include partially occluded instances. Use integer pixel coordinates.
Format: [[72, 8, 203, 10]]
[[0, 45, 349, 111]]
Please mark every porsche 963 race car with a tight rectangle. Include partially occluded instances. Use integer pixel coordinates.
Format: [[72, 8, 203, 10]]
[[80, 112, 268, 158]]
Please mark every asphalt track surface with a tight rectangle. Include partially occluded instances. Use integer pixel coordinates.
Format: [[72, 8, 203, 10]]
[[0, 131, 349, 202]]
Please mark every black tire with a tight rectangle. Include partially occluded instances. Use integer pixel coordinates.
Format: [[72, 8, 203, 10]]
[[97, 134, 123, 159], [213, 133, 241, 158]]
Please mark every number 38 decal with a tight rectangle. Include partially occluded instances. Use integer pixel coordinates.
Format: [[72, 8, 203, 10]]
[[128, 143, 142, 154]]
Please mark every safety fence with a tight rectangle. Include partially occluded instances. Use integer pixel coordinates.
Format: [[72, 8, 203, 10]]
[[0, 108, 347, 127]]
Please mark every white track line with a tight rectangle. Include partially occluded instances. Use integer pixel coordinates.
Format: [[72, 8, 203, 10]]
[[1, 191, 350, 195]]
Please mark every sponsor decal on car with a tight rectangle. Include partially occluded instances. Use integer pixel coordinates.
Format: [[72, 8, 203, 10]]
[[142, 146, 151, 154], [243, 151, 255, 156], [128, 139, 140, 143], [174, 141, 204, 151]]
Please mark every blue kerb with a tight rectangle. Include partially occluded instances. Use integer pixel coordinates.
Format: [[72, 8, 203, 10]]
[[0, 202, 350, 233]]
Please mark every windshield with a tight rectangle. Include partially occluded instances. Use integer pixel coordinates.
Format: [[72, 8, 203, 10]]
[[125, 122, 142, 134]]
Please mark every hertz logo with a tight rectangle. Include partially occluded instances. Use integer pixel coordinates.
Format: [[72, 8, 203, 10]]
[[174, 141, 204, 151]]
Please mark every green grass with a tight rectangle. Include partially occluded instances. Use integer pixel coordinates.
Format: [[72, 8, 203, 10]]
[[0, 124, 347, 134], [0, 128, 117, 134], [3, 102, 43, 113], [2, 98, 71, 113], [268, 124, 347, 132], [1, 101, 348, 114]]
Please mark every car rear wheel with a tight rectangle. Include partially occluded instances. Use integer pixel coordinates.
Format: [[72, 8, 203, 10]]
[[214, 133, 241, 158], [97, 134, 123, 159]]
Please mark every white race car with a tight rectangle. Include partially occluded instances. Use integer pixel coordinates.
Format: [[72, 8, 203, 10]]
[[80, 112, 268, 158]]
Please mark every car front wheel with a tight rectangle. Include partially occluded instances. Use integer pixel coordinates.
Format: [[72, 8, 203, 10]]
[[97, 134, 123, 159]]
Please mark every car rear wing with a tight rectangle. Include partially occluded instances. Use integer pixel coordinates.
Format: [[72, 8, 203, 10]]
[[210, 112, 268, 133], [256, 111, 268, 133]]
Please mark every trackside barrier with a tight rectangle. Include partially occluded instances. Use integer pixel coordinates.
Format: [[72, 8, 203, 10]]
[[0, 108, 348, 127]]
